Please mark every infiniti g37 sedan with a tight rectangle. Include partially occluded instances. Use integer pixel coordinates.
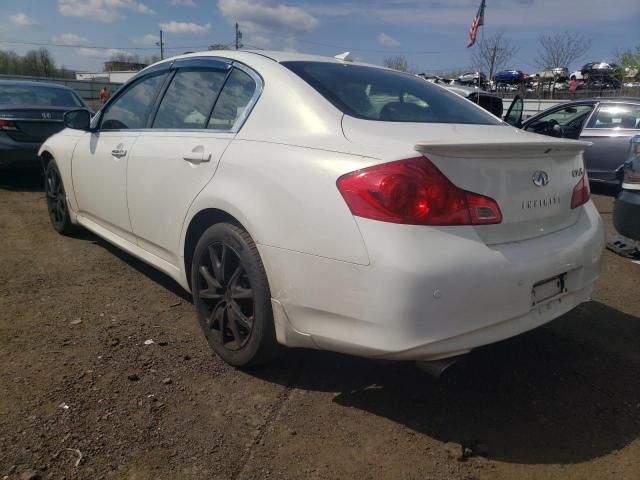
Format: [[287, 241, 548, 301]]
[[39, 51, 605, 368]]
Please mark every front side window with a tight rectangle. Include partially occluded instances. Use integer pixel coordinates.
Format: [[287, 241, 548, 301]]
[[525, 104, 595, 139], [207, 68, 256, 130], [153, 69, 227, 129], [282, 61, 502, 125], [101, 73, 166, 130], [586, 104, 640, 130]]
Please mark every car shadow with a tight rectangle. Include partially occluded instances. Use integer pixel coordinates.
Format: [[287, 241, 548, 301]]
[[0, 167, 44, 192], [253, 301, 640, 465], [92, 237, 193, 303]]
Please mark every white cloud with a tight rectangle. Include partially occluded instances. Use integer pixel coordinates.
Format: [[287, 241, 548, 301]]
[[304, 0, 640, 28], [218, 0, 318, 35], [159, 21, 210, 34], [9, 13, 40, 28], [169, 0, 197, 6], [58, 0, 155, 23], [52, 33, 90, 45], [77, 47, 131, 59], [133, 33, 159, 45], [377, 33, 400, 47]]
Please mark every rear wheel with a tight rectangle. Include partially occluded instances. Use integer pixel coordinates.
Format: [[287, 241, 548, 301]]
[[191, 223, 281, 367], [45, 160, 76, 235]]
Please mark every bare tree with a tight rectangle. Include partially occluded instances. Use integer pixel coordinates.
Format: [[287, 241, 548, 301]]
[[383, 55, 409, 72], [471, 32, 518, 80], [535, 31, 591, 69]]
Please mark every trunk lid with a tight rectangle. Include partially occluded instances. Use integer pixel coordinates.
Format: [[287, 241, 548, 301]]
[[341, 118, 591, 244], [0, 107, 68, 142]]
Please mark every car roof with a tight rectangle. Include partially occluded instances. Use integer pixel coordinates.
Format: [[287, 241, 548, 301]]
[[156, 49, 387, 71], [565, 97, 640, 104], [0, 79, 76, 91]]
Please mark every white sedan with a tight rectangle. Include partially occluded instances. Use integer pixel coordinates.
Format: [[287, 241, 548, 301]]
[[40, 51, 605, 368]]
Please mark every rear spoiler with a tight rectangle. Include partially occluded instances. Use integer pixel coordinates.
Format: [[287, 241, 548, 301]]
[[414, 139, 592, 159]]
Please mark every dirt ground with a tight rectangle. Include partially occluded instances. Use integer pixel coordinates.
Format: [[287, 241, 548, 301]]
[[0, 171, 638, 480]]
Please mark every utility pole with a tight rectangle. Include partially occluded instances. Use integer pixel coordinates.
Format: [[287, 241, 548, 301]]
[[156, 29, 164, 60], [235, 23, 243, 50]]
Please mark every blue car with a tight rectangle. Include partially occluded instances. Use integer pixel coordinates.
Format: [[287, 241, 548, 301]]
[[494, 70, 524, 83], [0, 80, 92, 169]]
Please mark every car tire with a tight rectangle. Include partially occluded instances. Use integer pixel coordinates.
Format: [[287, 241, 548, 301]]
[[44, 160, 77, 235], [191, 222, 281, 367]]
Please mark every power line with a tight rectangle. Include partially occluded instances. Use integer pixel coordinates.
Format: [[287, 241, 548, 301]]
[[0, 37, 461, 56], [0, 39, 212, 51]]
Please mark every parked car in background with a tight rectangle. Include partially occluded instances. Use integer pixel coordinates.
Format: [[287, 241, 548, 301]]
[[613, 135, 640, 241], [458, 71, 486, 86], [581, 62, 616, 78], [570, 70, 584, 81], [0, 80, 92, 169], [39, 50, 603, 369], [494, 70, 525, 83], [520, 98, 640, 185], [537, 67, 569, 80], [418, 75, 506, 119]]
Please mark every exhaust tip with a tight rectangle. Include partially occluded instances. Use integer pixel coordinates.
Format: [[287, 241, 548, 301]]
[[416, 355, 465, 378]]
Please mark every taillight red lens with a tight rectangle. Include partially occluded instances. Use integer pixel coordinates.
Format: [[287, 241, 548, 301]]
[[570, 171, 591, 209], [0, 119, 18, 131], [336, 157, 502, 226]]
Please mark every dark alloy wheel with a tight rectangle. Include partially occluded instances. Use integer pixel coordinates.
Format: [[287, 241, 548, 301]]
[[191, 223, 280, 367], [45, 160, 76, 235], [197, 242, 255, 350]]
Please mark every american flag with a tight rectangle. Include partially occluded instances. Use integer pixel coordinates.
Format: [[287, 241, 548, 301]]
[[467, 0, 486, 48]]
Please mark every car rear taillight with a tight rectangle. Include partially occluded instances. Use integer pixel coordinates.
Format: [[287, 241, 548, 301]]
[[0, 119, 18, 131], [336, 157, 502, 225], [570, 171, 591, 209]]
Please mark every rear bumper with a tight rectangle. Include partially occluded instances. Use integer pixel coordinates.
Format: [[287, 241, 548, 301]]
[[0, 133, 42, 168], [259, 201, 605, 361], [613, 189, 640, 241]]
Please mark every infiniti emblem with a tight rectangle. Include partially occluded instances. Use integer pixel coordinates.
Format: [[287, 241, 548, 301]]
[[532, 170, 550, 187]]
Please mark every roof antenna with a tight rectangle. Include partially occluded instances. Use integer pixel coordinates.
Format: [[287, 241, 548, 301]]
[[334, 52, 353, 62]]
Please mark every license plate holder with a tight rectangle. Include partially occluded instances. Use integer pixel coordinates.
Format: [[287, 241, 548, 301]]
[[532, 274, 566, 306]]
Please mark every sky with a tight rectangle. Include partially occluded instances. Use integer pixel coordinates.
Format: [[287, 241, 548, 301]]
[[0, 0, 638, 74]]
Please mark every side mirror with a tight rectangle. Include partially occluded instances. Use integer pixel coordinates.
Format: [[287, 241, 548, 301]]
[[504, 95, 523, 128], [64, 109, 91, 131]]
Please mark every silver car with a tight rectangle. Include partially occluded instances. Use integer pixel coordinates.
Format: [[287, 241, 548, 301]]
[[521, 97, 640, 185]]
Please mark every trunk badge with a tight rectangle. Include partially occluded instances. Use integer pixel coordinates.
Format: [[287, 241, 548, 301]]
[[532, 170, 550, 187], [41, 112, 51, 119]]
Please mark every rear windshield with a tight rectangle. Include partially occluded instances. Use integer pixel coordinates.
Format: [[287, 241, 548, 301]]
[[282, 61, 502, 125], [0, 85, 83, 107]]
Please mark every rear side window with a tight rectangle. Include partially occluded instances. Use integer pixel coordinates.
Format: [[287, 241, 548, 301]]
[[282, 61, 502, 125], [208, 69, 256, 130], [153, 69, 227, 129], [101, 73, 166, 130], [586, 104, 640, 130]]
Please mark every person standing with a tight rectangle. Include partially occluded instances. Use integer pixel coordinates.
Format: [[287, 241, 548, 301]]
[[99, 87, 111, 105]]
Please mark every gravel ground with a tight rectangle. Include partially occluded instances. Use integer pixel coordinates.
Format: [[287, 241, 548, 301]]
[[0, 172, 639, 480]]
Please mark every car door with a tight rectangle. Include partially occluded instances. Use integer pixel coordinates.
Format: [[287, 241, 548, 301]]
[[72, 70, 168, 243], [579, 102, 640, 182], [523, 102, 596, 140], [126, 60, 261, 266]]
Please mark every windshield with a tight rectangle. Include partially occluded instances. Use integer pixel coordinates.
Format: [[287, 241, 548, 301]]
[[0, 85, 83, 107], [282, 61, 502, 125]]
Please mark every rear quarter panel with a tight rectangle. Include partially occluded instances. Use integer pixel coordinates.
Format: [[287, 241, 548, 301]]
[[181, 140, 373, 266], [580, 129, 636, 176]]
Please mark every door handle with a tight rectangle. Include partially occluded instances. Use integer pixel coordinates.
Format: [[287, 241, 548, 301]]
[[111, 148, 127, 158], [183, 146, 211, 164]]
